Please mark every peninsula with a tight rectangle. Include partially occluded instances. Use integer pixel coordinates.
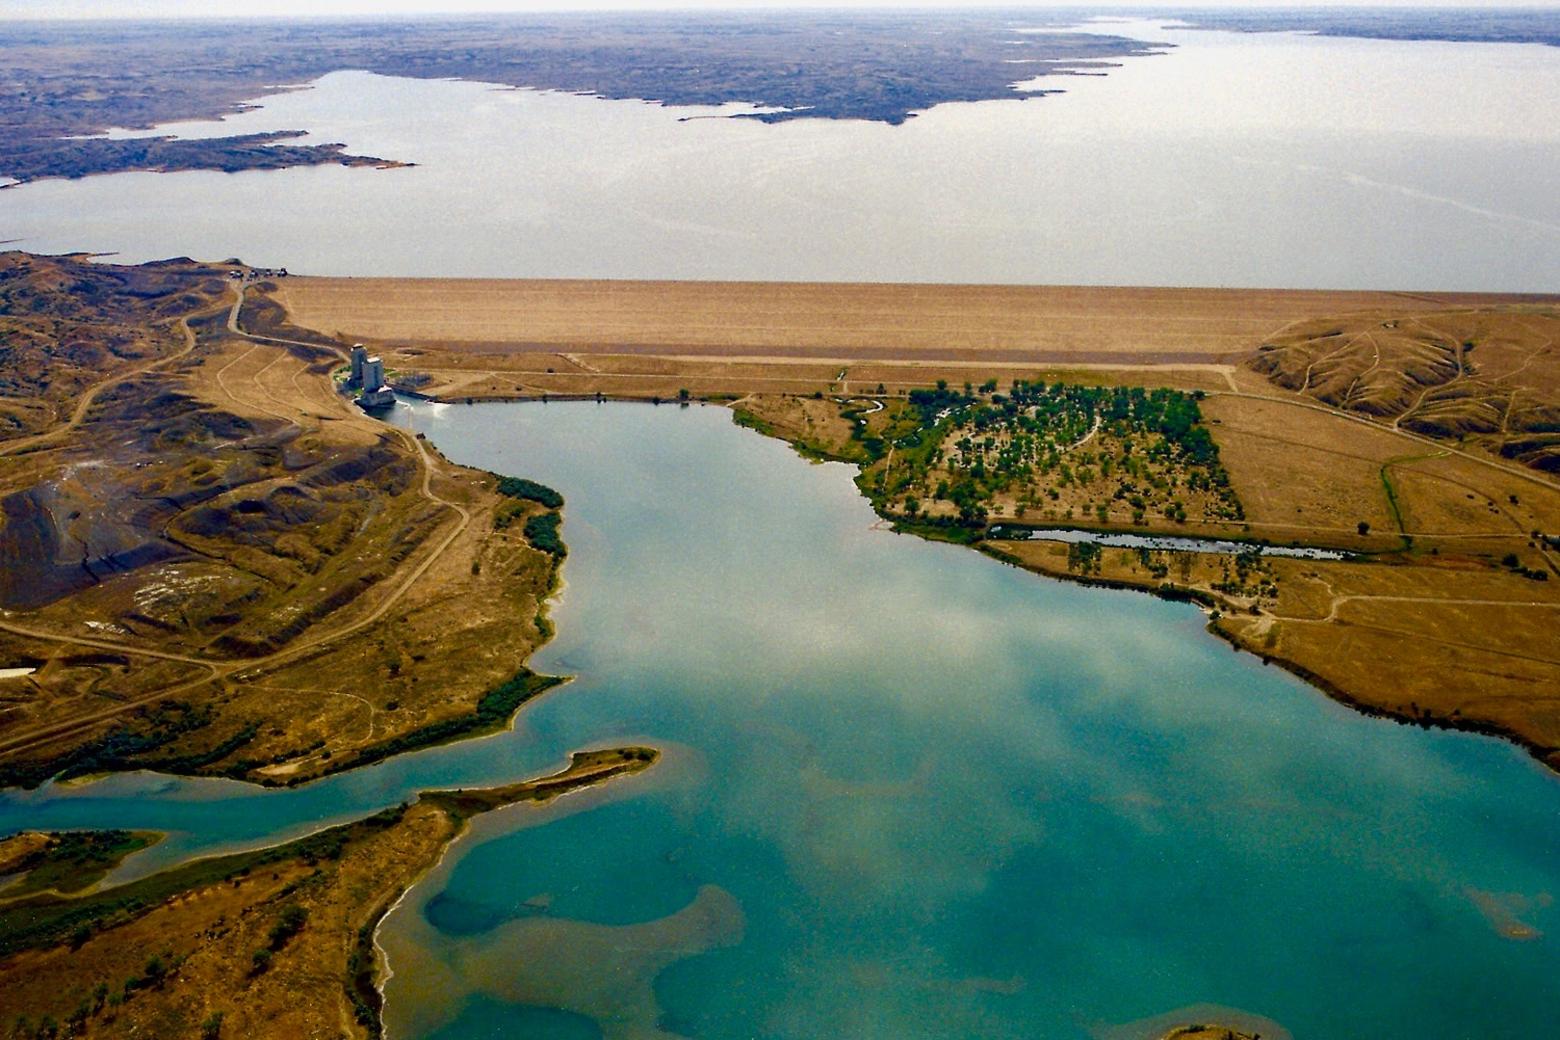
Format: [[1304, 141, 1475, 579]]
[[0, 252, 569, 789], [269, 272, 1560, 774], [0, 747, 657, 1039]]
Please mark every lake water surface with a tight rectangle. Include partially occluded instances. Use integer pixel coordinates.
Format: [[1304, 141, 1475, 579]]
[[2, 400, 1558, 1037], [386, 401, 1560, 1040], [2, 20, 1557, 289]]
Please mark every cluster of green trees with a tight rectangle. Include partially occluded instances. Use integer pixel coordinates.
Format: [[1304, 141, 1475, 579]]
[[907, 382, 975, 421], [496, 476, 564, 509], [0, 699, 239, 790], [492, 473, 566, 557], [1066, 541, 1103, 574], [524, 512, 565, 557], [886, 379, 1243, 528], [1210, 548, 1279, 599]]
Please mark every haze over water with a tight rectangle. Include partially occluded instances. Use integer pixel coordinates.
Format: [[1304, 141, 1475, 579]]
[[2, 20, 1558, 289]]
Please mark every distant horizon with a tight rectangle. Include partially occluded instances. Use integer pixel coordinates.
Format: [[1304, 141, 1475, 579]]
[[6, 1, 1559, 23]]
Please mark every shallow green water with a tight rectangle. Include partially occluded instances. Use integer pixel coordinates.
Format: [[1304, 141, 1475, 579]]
[[3, 400, 1558, 1039]]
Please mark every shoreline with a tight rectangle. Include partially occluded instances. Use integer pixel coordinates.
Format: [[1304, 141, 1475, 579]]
[[0, 747, 659, 1038], [391, 383, 1560, 780], [718, 389, 1560, 780], [977, 542, 1560, 781], [0, 255, 581, 792]]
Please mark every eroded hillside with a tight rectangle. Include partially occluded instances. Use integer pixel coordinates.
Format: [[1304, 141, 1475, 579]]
[[0, 254, 565, 788], [1248, 307, 1560, 471]]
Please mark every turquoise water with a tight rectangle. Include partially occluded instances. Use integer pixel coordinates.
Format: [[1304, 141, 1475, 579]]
[[380, 401, 1560, 1039], [3, 400, 1559, 1038]]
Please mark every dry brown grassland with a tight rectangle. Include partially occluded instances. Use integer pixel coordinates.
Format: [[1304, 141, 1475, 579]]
[[0, 254, 567, 788], [274, 278, 1533, 402]]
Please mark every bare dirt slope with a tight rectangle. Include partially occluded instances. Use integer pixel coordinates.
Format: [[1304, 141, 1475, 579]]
[[0, 255, 565, 788]]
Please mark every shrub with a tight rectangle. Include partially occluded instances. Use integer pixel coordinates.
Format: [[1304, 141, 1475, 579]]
[[524, 512, 565, 557], [268, 905, 308, 950], [495, 476, 563, 509]]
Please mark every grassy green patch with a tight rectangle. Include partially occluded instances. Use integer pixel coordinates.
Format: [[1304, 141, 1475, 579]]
[[329, 669, 565, 774], [1, 831, 161, 900], [0, 807, 407, 959], [732, 408, 776, 437]]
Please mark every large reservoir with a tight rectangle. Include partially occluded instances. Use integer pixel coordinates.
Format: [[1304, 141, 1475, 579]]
[[1, 21, 1557, 290], [4, 15, 1559, 1038]]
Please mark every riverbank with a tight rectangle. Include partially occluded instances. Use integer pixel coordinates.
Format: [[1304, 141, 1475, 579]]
[[727, 384, 1560, 777], [370, 395, 1560, 1039], [0, 253, 573, 790], [258, 269, 1560, 775], [983, 538, 1560, 775], [0, 746, 657, 1039], [0, 830, 161, 904]]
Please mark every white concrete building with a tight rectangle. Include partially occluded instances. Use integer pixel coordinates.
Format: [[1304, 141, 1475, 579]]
[[356, 354, 395, 409]]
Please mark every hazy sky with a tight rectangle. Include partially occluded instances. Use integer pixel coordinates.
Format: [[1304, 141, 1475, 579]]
[[5, 0, 1556, 20]]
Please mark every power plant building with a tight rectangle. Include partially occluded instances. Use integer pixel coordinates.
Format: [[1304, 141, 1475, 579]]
[[356, 353, 395, 409]]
